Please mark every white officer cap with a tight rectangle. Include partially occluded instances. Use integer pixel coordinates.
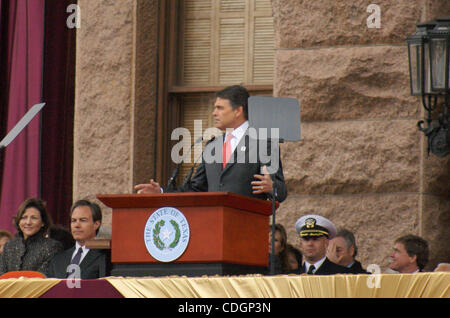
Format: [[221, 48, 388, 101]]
[[295, 214, 337, 239]]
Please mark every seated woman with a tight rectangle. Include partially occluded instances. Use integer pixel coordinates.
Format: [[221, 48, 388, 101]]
[[0, 198, 63, 276], [285, 244, 302, 272], [268, 223, 289, 274]]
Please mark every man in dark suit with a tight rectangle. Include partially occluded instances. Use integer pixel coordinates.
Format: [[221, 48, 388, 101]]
[[326, 228, 369, 274], [294, 214, 351, 275], [135, 85, 287, 202], [47, 200, 110, 279]]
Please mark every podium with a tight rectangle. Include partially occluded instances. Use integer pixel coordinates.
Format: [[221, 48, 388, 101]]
[[97, 192, 275, 277]]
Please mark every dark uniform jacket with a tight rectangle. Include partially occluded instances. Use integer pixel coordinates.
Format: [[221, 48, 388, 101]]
[[299, 258, 352, 275], [171, 132, 287, 203], [0, 231, 63, 276], [348, 260, 369, 274], [47, 246, 110, 279]]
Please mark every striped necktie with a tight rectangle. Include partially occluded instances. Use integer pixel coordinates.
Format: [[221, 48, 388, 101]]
[[70, 247, 83, 265]]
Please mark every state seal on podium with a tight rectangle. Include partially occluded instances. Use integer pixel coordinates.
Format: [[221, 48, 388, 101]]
[[144, 207, 190, 262]]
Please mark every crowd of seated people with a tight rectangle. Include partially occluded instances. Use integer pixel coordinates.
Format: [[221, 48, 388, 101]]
[[0, 198, 110, 279], [268, 214, 447, 276], [0, 198, 448, 279]]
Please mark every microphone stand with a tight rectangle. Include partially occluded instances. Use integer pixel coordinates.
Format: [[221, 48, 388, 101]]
[[270, 187, 277, 276], [182, 151, 202, 187], [166, 165, 179, 192], [269, 137, 282, 276], [166, 137, 202, 192]]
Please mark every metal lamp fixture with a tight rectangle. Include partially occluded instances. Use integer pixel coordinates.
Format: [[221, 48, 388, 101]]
[[407, 17, 450, 157]]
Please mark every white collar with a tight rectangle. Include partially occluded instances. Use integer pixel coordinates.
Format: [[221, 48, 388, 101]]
[[75, 241, 90, 253], [224, 120, 248, 142], [305, 256, 327, 273]]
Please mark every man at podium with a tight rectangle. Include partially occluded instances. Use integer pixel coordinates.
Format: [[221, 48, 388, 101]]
[[135, 85, 287, 203]]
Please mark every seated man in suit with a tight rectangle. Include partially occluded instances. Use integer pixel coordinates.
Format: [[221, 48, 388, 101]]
[[326, 228, 368, 274], [47, 200, 110, 279], [294, 214, 351, 275], [135, 85, 287, 203]]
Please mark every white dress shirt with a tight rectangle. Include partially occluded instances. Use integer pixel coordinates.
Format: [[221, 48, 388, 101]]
[[224, 120, 249, 153]]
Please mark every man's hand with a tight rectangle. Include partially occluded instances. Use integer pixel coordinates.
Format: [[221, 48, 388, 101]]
[[134, 179, 162, 194], [326, 239, 343, 265], [251, 166, 273, 195]]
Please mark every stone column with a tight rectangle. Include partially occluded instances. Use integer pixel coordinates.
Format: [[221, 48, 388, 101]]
[[273, 0, 449, 270], [73, 0, 158, 235]]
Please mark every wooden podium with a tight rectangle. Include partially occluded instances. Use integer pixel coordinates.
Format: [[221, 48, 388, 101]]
[[97, 192, 275, 277]]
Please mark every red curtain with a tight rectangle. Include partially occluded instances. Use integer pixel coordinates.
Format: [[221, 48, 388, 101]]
[[0, 0, 45, 233], [40, 0, 75, 227], [0, 0, 75, 232]]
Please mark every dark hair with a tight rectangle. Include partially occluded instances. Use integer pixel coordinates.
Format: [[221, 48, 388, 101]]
[[216, 85, 249, 119], [0, 230, 12, 240], [70, 200, 102, 235], [48, 225, 75, 250], [287, 244, 302, 268], [336, 228, 358, 258], [14, 198, 53, 236], [395, 234, 429, 271], [270, 223, 290, 273]]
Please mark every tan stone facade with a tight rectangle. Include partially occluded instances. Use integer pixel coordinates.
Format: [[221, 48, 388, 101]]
[[273, 0, 450, 271], [73, 1, 449, 270], [73, 0, 158, 236]]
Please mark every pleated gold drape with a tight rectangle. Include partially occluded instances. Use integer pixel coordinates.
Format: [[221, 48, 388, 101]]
[[0, 273, 448, 298], [0, 278, 61, 298], [105, 272, 450, 298]]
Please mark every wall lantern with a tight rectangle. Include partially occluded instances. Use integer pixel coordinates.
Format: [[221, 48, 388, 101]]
[[407, 17, 450, 157]]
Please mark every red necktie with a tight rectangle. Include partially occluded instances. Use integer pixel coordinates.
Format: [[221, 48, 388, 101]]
[[222, 134, 233, 169]]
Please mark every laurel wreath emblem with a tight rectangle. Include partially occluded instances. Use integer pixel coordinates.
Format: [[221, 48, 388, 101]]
[[152, 219, 181, 251]]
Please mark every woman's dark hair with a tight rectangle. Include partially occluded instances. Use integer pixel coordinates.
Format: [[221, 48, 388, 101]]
[[287, 244, 302, 267], [270, 223, 290, 273], [48, 225, 75, 250], [0, 230, 12, 240], [14, 198, 53, 236]]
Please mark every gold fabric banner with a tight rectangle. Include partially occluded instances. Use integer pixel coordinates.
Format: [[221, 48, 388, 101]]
[[105, 272, 450, 298], [0, 278, 61, 298], [0, 273, 448, 298]]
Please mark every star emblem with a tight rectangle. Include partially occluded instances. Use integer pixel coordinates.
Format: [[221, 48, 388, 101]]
[[161, 226, 172, 241]]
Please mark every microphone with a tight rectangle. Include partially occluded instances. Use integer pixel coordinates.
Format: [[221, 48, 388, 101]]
[[166, 136, 203, 191], [182, 149, 203, 187]]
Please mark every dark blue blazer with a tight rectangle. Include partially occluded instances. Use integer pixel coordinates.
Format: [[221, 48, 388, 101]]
[[172, 132, 287, 202], [47, 246, 109, 279]]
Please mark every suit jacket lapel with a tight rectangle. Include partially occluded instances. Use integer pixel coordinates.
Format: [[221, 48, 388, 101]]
[[211, 135, 224, 176], [314, 258, 331, 275], [63, 247, 76, 278], [79, 249, 99, 270], [64, 247, 76, 264], [301, 263, 307, 274]]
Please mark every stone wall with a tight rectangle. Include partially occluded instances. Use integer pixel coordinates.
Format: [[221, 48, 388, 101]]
[[273, 0, 450, 271], [72, 0, 449, 271], [73, 0, 158, 236]]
